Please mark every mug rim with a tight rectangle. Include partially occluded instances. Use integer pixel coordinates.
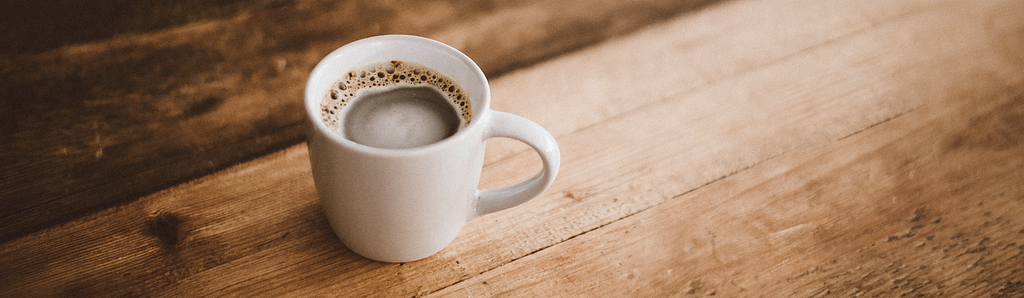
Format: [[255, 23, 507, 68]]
[[304, 34, 492, 156]]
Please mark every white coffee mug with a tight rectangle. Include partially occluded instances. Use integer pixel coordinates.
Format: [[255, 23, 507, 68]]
[[304, 35, 560, 262]]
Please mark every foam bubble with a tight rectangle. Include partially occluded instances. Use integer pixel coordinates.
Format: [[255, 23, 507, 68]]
[[320, 60, 472, 132]]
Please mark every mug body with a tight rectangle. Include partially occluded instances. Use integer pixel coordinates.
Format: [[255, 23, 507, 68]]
[[304, 35, 491, 262]]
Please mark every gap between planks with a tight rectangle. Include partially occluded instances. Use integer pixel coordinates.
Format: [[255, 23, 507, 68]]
[[2, 0, 1023, 296]]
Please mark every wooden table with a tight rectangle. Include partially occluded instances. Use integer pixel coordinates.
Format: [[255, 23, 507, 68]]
[[2, 0, 1022, 296]]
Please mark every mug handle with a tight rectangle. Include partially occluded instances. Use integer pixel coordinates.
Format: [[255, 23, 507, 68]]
[[473, 110, 561, 218]]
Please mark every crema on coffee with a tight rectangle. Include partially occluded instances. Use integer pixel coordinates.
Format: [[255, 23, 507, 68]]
[[320, 60, 472, 149]]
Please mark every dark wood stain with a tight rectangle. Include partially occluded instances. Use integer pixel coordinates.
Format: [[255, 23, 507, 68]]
[[0, 197, 291, 296], [0, 1, 1021, 295], [179, 96, 224, 119], [945, 92, 1024, 153], [145, 211, 184, 248]]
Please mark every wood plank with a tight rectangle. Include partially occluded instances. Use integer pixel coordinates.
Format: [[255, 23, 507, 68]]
[[432, 79, 1024, 298], [2, 0, 1021, 296], [0, 0, 721, 243], [0, 0, 298, 57], [432, 1, 1024, 295]]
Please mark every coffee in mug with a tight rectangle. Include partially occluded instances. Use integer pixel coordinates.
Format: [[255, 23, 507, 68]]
[[305, 35, 560, 262], [319, 60, 472, 149]]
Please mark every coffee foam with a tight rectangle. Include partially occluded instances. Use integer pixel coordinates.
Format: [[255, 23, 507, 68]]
[[320, 60, 472, 133]]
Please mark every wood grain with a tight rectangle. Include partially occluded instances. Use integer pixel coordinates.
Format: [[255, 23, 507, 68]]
[[1, 0, 1022, 296], [0, 0, 295, 57], [0, 0, 720, 243], [440, 1, 1024, 296], [433, 73, 1024, 298]]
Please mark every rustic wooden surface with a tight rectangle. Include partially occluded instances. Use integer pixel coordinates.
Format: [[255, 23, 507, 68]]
[[2, 0, 1023, 296], [0, 0, 719, 243]]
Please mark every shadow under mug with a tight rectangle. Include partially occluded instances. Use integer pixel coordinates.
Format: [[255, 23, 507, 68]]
[[304, 35, 560, 262]]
